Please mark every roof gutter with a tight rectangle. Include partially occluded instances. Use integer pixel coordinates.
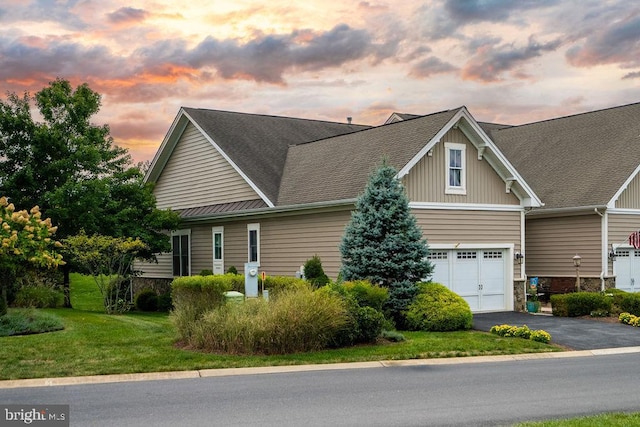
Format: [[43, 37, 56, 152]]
[[180, 198, 357, 223], [525, 205, 608, 217]]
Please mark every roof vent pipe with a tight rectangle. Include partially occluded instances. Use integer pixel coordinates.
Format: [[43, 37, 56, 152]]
[[347, 117, 352, 124]]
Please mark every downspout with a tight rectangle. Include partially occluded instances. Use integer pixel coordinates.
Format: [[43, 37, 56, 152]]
[[594, 208, 606, 291]]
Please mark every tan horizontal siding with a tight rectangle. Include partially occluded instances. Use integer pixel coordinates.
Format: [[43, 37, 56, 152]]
[[412, 209, 522, 280], [526, 214, 602, 276], [136, 253, 173, 279], [403, 128, 519, 205], [615, 173, 640, 209], [154, 122, 260, 210]]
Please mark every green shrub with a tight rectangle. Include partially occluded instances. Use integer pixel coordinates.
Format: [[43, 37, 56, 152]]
[[405, 282, 472, 332], [551, 292, 612, 317], [263, 276, 310, 297], [380, 329, 406, 342], [135, 289, 158, 312], [189, 287, 348, 354], [14, 286, 63, 308], [303, 255, 330, 288], [320, 282, 387, 345], [170, 275, 234, 339], [226, 266, 238, 275], [490, 324, 551, 344], [341, 280, 389, 311], [0, 309, 64, 336], [616, 292, 640, 316], [157, 292, 172, 312], [199, 269, 214, 276], [619, 312, 640, 327]]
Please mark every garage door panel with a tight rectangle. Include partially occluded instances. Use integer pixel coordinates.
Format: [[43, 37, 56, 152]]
[[427, 248, 507, 312]]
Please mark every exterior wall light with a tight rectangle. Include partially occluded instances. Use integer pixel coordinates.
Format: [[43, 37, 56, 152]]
[[514, 252, 524, 264]]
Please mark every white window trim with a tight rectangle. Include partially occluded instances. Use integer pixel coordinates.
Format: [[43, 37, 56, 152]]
[[247, 223, 260, 265], [212, 226, 224, 274], [445, 142, 466, 195], [171, 229, 191, 277]]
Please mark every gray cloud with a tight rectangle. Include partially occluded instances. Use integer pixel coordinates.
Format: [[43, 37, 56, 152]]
[[462, 37, 562, 82], [566, 14, 640, 68], [623, 71, 640, 80], [148, 24, 393, 83], [410, 56, 457, 78], [107, 7, 149, 25], [444, 0, 558, 23], [0, 0, 87, 29]]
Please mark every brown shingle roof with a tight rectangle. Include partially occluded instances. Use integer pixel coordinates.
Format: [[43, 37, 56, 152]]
[[183, 108, 370, 204], [277, 108, 460, 205], [491, 102, 640, 209]]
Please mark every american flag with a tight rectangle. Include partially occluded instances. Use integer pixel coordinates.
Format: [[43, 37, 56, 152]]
[[629, 231, 640, 249]]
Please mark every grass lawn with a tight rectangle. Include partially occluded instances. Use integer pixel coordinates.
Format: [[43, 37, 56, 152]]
[[516, 412, 640, 426], [0, 274, 561, 381]]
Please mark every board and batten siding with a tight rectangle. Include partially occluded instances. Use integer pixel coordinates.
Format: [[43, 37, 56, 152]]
[[402, 128, 520, 205], [526, 214, 602, 276], [615, 172, 640, 209], [412, 209, 522, 280], [153, 122, 260, 210]]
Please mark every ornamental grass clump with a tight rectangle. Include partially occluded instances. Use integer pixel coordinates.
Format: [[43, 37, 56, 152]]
[[188, 285, 348, 355]]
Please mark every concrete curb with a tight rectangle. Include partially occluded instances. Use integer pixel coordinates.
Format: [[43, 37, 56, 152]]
[[2, 346, 639, 389]]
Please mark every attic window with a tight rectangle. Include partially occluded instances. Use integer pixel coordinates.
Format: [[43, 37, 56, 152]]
[[445, 142, 466, 195]]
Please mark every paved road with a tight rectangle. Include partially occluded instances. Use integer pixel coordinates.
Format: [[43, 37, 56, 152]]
[[473, 311, 640, 350], [2, 353, 639, 426]]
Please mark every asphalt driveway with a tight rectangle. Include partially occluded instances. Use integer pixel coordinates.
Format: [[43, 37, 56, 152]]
[[473, 312, 640, 350]]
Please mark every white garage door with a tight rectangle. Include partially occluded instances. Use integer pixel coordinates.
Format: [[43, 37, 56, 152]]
[[428, 249, 507, 312], [614, 248, 640, 292]]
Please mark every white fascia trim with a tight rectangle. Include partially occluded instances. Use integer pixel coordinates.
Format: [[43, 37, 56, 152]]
[[410, 202, 523, 211], [602, 210, 608, 282], [145, 110, 190, 183], [397, 109, 466, 179], [607, 164, 640, 208], [182, 110, 275, 208]]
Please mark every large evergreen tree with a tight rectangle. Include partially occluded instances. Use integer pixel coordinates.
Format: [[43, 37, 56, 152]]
[[0, 79, 180, 306], [340, 162, 433, 327]]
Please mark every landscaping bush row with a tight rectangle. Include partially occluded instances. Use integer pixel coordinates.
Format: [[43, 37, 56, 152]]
[[490, 324, 551, 344], [619, 312, 640, 327], [550, 292, 612, 317], [551, 290, 640, 317]]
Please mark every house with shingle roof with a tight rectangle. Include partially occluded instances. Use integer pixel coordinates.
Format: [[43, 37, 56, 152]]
[[138, 106, 543, 312], [489, 102, 640, 296]]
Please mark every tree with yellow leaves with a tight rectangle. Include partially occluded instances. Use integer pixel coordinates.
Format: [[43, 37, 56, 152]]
[[0, 196, 64, 316]]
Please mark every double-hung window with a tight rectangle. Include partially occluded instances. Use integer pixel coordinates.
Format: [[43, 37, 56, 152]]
[[247, 223, 260, 264], [445, 142, 466, 195], [172, 230, 191, 276]]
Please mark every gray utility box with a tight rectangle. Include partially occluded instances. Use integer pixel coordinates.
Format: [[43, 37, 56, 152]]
[[244, 262, 259, 298]]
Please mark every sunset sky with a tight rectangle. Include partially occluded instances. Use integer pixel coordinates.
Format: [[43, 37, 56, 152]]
[[1, 0, 639, 163]]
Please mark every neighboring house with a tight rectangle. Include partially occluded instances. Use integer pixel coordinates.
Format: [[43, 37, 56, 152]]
[[488, 102, 640, 296], [137, 106, 542, 312]]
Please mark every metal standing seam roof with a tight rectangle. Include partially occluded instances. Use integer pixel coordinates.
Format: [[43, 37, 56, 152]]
[[490, 102, 640, 210], [182, 108, 371, 205], [277, 108, 461, 206]]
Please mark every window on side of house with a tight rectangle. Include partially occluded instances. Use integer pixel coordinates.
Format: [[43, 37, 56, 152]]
[[247, 223, 260, 265], [172, 230, 191, 276], [445, 142, 466, 195]]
